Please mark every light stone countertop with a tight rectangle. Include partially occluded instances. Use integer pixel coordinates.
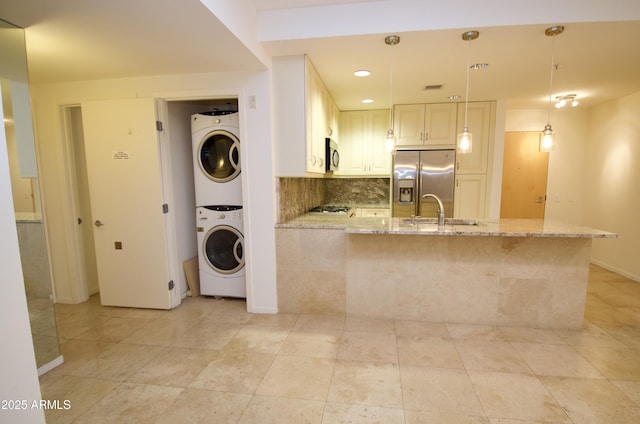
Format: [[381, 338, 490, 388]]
[[276, 215, 617, 238]]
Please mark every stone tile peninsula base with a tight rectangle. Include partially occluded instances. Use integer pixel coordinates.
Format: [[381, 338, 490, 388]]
[[276, 228, 596, 329]]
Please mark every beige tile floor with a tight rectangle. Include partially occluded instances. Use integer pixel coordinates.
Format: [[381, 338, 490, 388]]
[[39, 265, 640, 423]]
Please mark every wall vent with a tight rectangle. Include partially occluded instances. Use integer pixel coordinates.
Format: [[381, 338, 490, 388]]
[[424, 84, 443, 91]]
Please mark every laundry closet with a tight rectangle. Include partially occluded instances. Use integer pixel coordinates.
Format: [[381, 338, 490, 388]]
[[164, 98, 245, 299], [64, 97, 244, 310]]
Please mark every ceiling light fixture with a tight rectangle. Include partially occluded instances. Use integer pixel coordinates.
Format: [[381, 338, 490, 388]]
[[457, 30, 479, 155], [540, 25, 565, 152], [555, 93, 578, 108], [354, 70, 371, 77], [385, 34, 400, 153], [361, 98, 374, 104]]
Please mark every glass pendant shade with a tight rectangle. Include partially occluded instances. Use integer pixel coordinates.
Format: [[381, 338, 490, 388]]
[[386, 128, 395, 152], [539, 124, 554, 152], [457, 126, 472, 154]]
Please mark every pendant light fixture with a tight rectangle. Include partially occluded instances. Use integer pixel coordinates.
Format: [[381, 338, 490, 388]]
[[540, 25, 564, 152], [385, 34, 400, 152], [457, 30, 479, 155]]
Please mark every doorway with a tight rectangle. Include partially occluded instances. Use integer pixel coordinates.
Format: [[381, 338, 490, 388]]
[[62, 106, 99, 300], [500, 131, 550, 219]]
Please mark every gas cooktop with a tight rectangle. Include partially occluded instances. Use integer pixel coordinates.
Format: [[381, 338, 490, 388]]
[[308, 205, 352, 214]]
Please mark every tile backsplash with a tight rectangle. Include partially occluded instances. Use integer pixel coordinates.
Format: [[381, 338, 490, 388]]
[[277, 177, 390, 222], [325, 178, 390, 205]]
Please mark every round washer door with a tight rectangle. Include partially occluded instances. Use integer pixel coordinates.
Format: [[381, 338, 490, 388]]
[[198, 130, 240, 182], [203, 225, 244, 274]]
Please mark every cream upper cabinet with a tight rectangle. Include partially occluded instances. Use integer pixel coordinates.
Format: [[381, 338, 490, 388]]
[[455, 101, 494, 174], [272, 55, 338, 176], [339, 109, 391, 176], [394, 103, 457, 147]]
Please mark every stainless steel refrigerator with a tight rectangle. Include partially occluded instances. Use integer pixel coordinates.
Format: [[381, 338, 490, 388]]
[[392, 150, 455, 218]]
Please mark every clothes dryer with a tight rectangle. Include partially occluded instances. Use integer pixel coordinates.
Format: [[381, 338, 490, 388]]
[[196, 205, 246, 298], [191, 111, 242, 206]]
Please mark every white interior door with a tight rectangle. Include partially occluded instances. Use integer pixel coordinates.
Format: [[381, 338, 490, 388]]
[[81, 98, 173, 309]]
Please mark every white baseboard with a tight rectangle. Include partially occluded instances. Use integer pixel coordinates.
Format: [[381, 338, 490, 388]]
[[247, 305, 278, 314], [591, 259, 640, 283], [37, 355, 64, 376]]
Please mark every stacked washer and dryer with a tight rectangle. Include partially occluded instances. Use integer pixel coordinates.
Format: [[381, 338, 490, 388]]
[[191, 111, 246, 298]]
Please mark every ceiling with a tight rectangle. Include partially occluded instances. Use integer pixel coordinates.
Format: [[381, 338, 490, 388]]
[[1, 0, 640, 111]]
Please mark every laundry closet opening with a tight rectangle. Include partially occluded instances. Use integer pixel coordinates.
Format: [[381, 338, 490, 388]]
[[62, 97, 241, 307]]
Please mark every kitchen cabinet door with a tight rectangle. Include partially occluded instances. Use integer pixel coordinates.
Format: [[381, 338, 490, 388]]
[[340, 110, 367, 174], [273, 55, 337, 176], [368, 109, 392, 174], [306, 65, 326, 173], [394, 103, 457, 147], [394, 104, 425, 146], [453, 174, 486, 220], [425, 103, 458, 146], [339, 109, 391, 176], [456, 101, 494, 174], [355, 208, 390, 217]]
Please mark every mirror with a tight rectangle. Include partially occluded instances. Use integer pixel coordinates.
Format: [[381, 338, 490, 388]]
[[1, 18, 61, 370]]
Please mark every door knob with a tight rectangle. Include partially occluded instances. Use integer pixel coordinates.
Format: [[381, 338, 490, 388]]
[[94, 220, 104, 227], [535, 196, 544, 203]]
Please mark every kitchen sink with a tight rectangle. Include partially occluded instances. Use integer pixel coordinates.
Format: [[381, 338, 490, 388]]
[[403, 217, 479, 225]]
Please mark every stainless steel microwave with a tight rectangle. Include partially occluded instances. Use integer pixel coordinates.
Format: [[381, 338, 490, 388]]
[[325, 138, 339, 172]]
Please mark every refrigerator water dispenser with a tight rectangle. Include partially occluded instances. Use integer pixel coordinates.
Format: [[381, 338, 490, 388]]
[[398, 179, 415, 204]]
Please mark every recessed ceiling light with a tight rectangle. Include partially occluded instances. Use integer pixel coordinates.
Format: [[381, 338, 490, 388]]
[[361, 98, 374, 104], [354, 70, 371, 77]]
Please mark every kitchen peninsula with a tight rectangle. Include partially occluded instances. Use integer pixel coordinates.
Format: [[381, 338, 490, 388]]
[[275, 215, 616, 329]]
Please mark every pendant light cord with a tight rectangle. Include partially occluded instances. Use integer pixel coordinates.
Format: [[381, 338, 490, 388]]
[[546, 34, 556, 125], [464, 38, 471, 128], [389, 42, 394, 129]]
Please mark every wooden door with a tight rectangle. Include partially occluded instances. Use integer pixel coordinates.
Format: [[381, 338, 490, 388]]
[[500, 132, 549, 219], [81, 98, 173, 309]]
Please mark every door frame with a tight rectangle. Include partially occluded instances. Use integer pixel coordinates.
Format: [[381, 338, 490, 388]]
[[59, 104, 92, 303]]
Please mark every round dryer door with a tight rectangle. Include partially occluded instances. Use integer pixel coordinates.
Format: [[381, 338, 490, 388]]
[[203, 225, 244, 274], [198, 130, 240, 182]]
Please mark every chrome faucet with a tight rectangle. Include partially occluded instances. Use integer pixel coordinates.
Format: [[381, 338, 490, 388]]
[[422, 193, 445, 228]]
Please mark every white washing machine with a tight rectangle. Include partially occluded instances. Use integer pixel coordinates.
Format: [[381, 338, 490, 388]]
[[196, 205, 246, 298], [191, 111, 242, 206]]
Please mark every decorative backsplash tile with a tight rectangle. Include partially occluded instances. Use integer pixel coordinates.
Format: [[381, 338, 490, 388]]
[[277, 177, 390, 222], [325, 178, 390, 205], [276, 177, 325, 222]]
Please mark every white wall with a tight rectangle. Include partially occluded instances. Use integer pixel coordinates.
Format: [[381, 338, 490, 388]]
[[505, 107, 590, 224], [31, 70, 278, 313], [585, 92, 640, 282], [0, 87, 45, 424]]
